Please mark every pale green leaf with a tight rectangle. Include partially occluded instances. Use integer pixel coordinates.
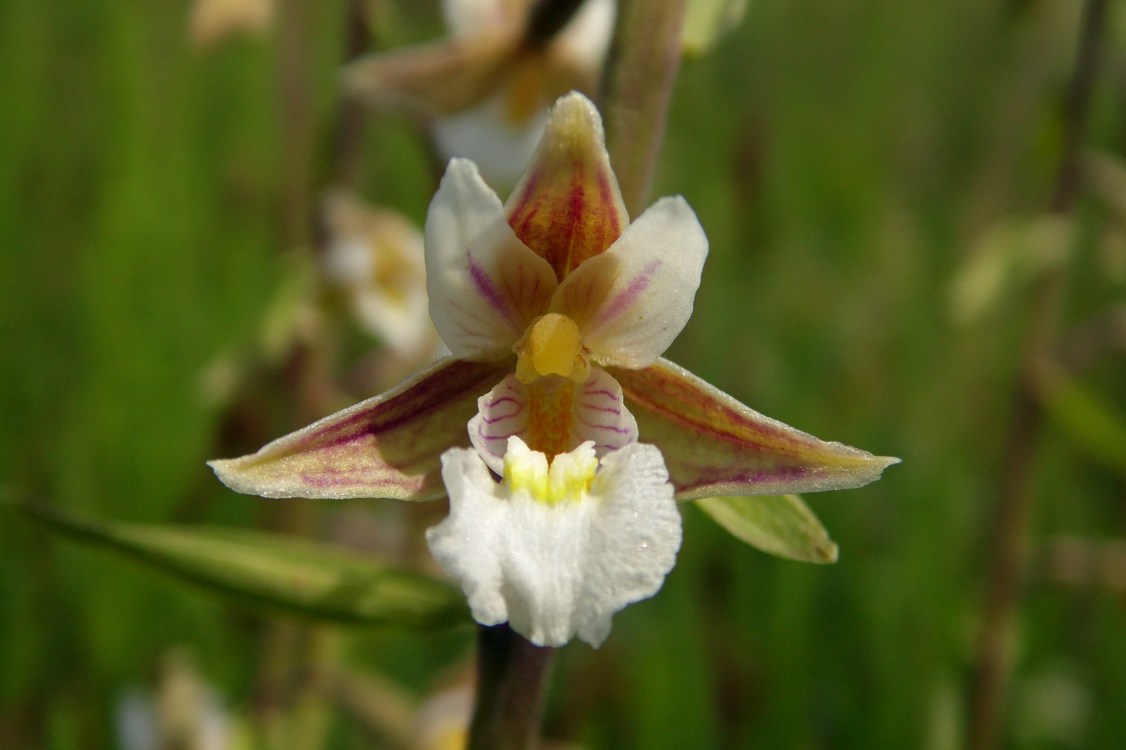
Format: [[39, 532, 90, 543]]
[[696, 494, 839, 563], [948, 215, 1074, 325], [682, 0, 749, 55], [12, 500, 467, 629], [1037, 360, 1126, 476]]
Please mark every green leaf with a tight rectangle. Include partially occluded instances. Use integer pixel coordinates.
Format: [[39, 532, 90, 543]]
[[695, 494, 839, 563], [948, 215, 1074, 325], [1037, 360, 1126, 476], [10, 499, 467, 629]]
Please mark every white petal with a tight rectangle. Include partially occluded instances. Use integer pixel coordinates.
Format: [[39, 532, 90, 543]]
[[577, 443, 682, 646], [468, 368, 639, 475], [425, 159, 558, 358], [442, 0, 516, 38], [433, 94, 549, 187], [468, 375, 529, 474], [428, 448, 510, 625], [553, 196, 708, 368], [551, 0, 615, 72], [426, 441, 682, 648]]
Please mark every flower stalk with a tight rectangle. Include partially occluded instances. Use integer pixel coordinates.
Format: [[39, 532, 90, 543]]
[[600, 0, 688, 215], [467, 625, 555, 750]]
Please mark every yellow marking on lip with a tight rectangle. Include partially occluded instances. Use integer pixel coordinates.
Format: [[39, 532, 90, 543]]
[[525, 376, 575, 459], [504, 433, 597, 506]]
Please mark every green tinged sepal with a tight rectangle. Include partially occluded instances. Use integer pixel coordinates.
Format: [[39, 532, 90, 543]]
[[696, 494, 839, 564], [209, 357, 508, 501], [10, 499, 467, 629], [611, 358, 900, 500]]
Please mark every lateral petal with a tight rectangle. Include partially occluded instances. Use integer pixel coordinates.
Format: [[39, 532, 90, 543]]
[[425, 159, 558, 358], [611, 359, 900, 499], [209, 358, 508, 500], [468, 368, 639, 474], [555, 196, 708, 368], [504, 91, 628, 280]]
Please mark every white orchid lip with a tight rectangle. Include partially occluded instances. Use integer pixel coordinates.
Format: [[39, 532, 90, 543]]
[[426, 437, 682, 648]]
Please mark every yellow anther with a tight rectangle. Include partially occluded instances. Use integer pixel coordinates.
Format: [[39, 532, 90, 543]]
[[514, 314, 590, 384]]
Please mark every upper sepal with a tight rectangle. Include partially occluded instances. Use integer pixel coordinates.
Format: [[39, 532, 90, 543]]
[[209, 357, 509, 501], [612, 359, 900, 499], [504, 91, 628, 280]]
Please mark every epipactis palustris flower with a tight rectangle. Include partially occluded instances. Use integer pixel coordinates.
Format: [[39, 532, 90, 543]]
[[320, 189, 443, 364], [210, 92, 898, 647], [344, 0, 614, 185]]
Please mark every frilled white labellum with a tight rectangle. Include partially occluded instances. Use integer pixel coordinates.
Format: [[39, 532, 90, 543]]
[[426, 437, 681, 647]]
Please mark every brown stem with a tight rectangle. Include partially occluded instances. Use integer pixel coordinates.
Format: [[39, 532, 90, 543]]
[[966, 1, 1109, 748], [325, 0, 375, 191], [599, 0, 687, 217], [467, 625, 555, 750]]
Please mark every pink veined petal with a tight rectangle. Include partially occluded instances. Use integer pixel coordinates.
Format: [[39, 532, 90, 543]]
[[209, 357, 509, 500], [610, 359, 900, 500], [554, 196, 708, 368], [573, 367, 639, 455], [425, 159, 558, 359], [469, 375, 529, 474], [468, 367, 639, 474], [504, 91, 628, 281]]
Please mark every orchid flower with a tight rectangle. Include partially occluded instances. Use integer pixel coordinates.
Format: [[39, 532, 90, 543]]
[[321, 190, 443, 363], [344, 0, 614, 185], [210, 92, 897, 646]]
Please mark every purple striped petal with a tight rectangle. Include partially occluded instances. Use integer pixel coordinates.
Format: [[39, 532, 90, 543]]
[[611, 359, 899, 500], [425, 159, 558, 359], [468, 367, 638, 473], [209, 357, 509, 500], [553, 196, 708, 368]]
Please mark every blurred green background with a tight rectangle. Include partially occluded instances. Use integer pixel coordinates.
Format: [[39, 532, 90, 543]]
[[3, 0, 1125, 748]]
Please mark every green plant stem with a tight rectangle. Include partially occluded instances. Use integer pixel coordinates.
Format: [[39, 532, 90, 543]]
[[600, 0, 688, 217], [966, 1, 1108, 748], [467, 625, 555, 750]]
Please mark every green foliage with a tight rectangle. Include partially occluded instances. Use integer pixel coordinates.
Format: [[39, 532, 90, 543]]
[[695, 494, 839, 563], [2, 0, 1125, 748], [10, 499, 467, 629]]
